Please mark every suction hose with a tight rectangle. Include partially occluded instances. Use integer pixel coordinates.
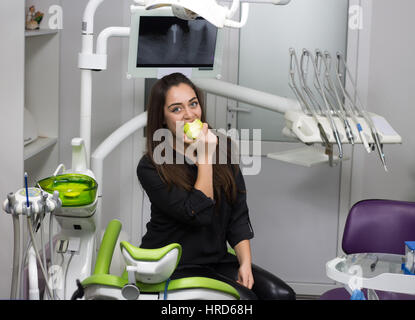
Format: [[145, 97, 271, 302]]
[[11, 213, 20, 299], [27, 215, 54, 299]]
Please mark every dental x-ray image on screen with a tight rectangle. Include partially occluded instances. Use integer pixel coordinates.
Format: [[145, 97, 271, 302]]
[[136, 17, 218, 68]]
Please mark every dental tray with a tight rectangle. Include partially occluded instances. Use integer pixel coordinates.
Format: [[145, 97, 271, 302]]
[[284, 110, 402, 145], [267, 146, 347, 167], [37, 173, 98, 207], [326, 253, 415, 295]]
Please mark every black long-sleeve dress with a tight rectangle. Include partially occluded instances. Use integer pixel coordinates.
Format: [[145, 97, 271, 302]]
[[137, 153, 295, 300], [137, 153, 254, 265]]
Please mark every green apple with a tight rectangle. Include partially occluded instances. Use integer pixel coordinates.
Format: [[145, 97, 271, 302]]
[[183, 119, 203, 140]]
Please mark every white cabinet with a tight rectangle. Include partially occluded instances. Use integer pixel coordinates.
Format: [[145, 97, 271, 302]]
[[23, 3, 60, 186]]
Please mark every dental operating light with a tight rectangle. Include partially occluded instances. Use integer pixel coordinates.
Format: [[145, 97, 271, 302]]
[[135, 0, 291, 28]]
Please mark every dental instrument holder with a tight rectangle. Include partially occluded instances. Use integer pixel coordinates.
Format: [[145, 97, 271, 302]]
[[288, 48, 335, 165], [316, 50, 355, 146], [283, 49, 402, 167], [289, 48, 336, 165], [402, 241, 415, 275], [304, 49, 344, 160], [284, 110, 402, 147], [298, 49, 344, 165], [3, 187, 61, 217], [3, 187, 61, 299]]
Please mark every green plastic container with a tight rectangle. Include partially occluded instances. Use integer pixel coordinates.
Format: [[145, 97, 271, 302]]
[[37, 173, 98, 207]]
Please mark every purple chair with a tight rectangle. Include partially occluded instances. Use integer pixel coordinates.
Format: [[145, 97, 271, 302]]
[[320, 199, 415, 300]]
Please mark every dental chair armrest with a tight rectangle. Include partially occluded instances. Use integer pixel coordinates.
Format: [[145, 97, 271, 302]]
[[94, 219, 122, 274]]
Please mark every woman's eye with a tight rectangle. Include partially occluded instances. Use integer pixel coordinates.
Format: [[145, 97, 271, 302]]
[[172, 107, 182, 113], [190, 101, 199, 107]]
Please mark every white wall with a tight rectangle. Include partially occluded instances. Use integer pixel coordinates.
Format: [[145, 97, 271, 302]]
[[0, 0, 24, 300], [350, 0, 415, 203]]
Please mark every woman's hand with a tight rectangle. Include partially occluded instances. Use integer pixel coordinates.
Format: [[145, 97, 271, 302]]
[[234, 240, 254, 289], [237, 263, 254, 289], [195, 123, 217, 165]]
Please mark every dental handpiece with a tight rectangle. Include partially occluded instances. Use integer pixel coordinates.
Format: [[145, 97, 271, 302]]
[[288, 77, 309, 115], [289, 48, 331, 148], [302, 82, 334, 152], [373, 132, 387, 172], [323, 83, 355, 145], [335, 56, 371, 153], [320, 51, 355, 145], [336, 53, 387, 171], [362, 112, 388, 172], [303, 49, 343, 159], [289, 55, 309, 115], [350, 87, 387, 171], [290, 48, 320, 117], [356, 107, 387, 171], [320, 76, 355, 145]]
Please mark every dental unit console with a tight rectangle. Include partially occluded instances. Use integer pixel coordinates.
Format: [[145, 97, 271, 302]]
[[284, 48, 401, 170]]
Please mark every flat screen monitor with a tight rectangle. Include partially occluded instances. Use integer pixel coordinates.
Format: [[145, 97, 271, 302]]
[[128, 7, 224, 79]]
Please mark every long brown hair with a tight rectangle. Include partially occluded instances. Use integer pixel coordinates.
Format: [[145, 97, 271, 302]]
[[145, 72, 240, 206]]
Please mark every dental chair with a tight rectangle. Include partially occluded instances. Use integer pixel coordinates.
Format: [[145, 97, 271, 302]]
[[320, 199, 415, 300], [76, 219, 240, 300]]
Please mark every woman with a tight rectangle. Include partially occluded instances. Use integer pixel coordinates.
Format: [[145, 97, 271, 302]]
[[137, 72, 295, 300]]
